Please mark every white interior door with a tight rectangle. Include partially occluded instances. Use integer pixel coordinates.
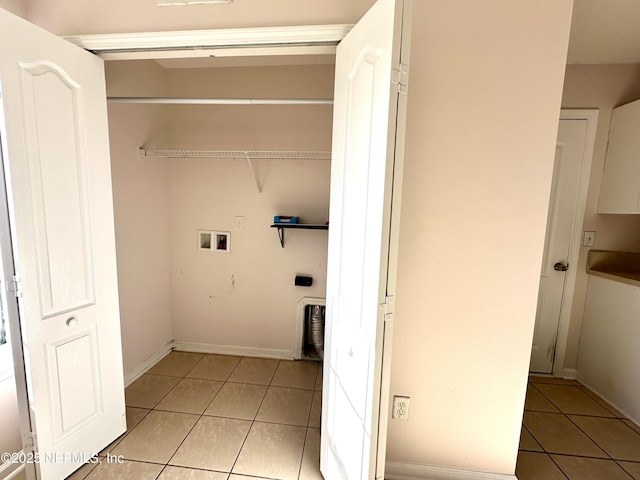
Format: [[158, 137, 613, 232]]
[[530, 119, 589, 373], [322, 0, 409, 478], [0, 9, 125, 479]]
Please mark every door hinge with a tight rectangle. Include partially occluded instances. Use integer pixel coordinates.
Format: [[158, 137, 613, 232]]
[[6, 275, 22, 298], [392, 63, 409, 94], [23, 432, 37, 449], [378, 296, 395, 322]]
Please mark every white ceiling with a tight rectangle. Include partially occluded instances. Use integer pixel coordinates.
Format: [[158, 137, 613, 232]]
[[567, 0, 640, 64]]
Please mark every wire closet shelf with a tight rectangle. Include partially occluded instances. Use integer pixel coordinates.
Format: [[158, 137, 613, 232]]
[[137, 148, 331, 198], [137, 148, 331, 160]]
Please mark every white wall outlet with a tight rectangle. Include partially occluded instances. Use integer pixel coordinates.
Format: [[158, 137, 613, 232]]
[[235, 216, 244, 231], [583, 231, 596, 247], [392, 395, 410, 420]]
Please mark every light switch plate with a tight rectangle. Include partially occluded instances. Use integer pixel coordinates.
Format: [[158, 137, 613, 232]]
[[583, 231, 596, 247]]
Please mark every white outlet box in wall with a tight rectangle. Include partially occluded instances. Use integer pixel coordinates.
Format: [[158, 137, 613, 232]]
[[198, 230, 231, 253]]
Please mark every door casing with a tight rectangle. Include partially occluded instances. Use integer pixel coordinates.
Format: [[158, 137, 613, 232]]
[[5, 18, 402, 479], [538, 109, 598, 378]]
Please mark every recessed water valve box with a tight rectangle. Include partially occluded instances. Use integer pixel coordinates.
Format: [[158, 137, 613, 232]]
[[198, 230, 231, 253], [295, 275, 313, 287]]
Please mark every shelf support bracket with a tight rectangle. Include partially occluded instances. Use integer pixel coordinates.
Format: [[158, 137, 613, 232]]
[[276, 227, 285, 248], [245, 152, 262, 198]]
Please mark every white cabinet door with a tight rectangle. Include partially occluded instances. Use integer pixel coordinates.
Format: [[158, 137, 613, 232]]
[[598, 99, 640, 214], [0, 9, 125, 479], [578, 275, 640, 422], [322, 0, 410, 478]]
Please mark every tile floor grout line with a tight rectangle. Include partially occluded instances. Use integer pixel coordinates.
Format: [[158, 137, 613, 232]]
[[563, 412, 617, 461], [529, 382, 577, 415], [157, 354, 233, 475], [521, 424, 543, 452], [531, 381, 617, 418], [525, 383, 610, 461], [521, 379, 640, 479], [120, 355, 323, 480], [296, 428, 311, 480], [544, 451, 571, 480], [612, 459, 639, 480], [227, 359, 280, 478], [182, 351, 208, 377], [154, 463, 169, 480], [99, 407, 152, 457], [226, 355, 245, 380]]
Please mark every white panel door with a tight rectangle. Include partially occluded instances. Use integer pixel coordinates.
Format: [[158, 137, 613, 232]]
[[0, 9, 125, 479], [322, 0, 409, 478], [530, 119, 588, 373]]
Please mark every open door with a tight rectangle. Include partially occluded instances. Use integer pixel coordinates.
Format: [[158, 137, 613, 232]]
[[0, 9, 125, 479], [322, 0, 410, 478]]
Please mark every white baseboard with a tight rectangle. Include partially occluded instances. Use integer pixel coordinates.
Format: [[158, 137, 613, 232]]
[[385, 462, 517, 480], [124, 341, 297, 387], [577, 380, 640, 427], [173, 341, 295, 360], [0, 450, 26, 480], [558, 368, 577, 379], [124, 341, 173, 387]]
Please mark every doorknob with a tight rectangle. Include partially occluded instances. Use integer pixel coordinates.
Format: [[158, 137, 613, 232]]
[[66, 317, 79, 327], [553, 262, 568, 272]]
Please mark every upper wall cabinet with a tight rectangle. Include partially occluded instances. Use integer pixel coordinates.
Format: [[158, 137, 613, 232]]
[[598, 99, 640, 214]]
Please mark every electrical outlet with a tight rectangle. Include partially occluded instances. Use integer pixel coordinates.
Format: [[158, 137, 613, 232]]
[[235, 216, 244, 231], [392, 395, 410, 420], [583, 231, 596, 247]]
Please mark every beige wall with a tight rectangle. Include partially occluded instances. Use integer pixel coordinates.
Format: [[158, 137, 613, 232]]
[[106, 63, 333, 364], [162, 66, 333, 353], [106, 61, 174, 374], [0, 375, 22, 467], [386, 0, 573, 474], [0, 0, 26, 18], [560, 64, 640, 371], [26, 0, 375, 35]]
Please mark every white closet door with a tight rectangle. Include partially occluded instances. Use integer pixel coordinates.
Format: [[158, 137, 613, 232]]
[[0, 9, 125, 479], [322, 0, 410, 478]]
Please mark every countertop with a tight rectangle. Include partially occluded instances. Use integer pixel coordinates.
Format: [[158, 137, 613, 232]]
[[586, 250, 640, 287]]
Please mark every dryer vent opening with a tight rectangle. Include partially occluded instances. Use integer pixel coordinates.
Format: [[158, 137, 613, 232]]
[[297, 297, 325, 361]]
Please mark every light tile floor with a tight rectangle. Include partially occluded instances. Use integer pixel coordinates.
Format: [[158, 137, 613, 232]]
[[66, 353, 323, 480], [517, 376, 640, 480]]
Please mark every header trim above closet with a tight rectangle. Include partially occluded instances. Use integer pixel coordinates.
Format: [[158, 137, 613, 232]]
[[64, 24, 353, 60]]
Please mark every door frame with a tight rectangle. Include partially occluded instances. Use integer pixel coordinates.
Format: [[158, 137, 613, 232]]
[[0, 132, 36, 480], [550, 109, 598, 378], [23, 17, 398, 477]]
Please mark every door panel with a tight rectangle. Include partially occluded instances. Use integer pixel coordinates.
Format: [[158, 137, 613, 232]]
[[48, 329, 102, 439], [18, 61, 96, 316], [530, 119, 588, 373], [322, 0, 409, 478], [0, 9, 125, 479]]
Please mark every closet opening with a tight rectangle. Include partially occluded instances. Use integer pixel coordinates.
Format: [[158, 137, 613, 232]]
[[104, 51, 334, 475]]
